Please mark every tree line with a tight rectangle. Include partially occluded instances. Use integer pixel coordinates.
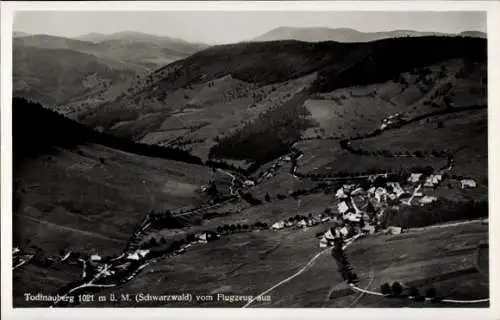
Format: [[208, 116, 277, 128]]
[[381, 198, 488, 229], [13, 97, 203, 166]]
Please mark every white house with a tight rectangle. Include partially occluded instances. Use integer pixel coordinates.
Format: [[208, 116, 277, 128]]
[[345, 212, 362, 223], [461, 179, 477, 189], [285, 221, 294, 228], [127, 252, 141, 260], [343, 184, 356, 192], [13, 247, 20, 255], [244, 180, 256, 187], [307, 218, 319, 227], [388, 226, 402, 235], [340, 226, 350, 237], [90, 254, 102, 262], [387, 182, 405, 198], [271, 221, 285, 230], [197, 233, 209, 244], [320, 229, 336, 248], [337, 201, 350, 214], [335, 188, 348, 199], [282, 155, 292, 162], [424, 175, 443, 188], [408, 173, 422, 183], [297, 219, 308, 228], [419, 196, 437, 205], [137, 249, 149, 258], [374, 187, 388, 203]]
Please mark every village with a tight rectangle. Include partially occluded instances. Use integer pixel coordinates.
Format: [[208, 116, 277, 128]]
[[268, 166, 477, 242], [10, 133, 481, 306], [11, 154, 480, 306]]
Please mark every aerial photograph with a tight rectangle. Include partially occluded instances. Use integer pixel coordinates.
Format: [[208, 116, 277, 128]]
[[10, 9, 488, 308]]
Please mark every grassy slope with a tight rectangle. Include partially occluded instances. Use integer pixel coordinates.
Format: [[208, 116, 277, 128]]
[[13, 99, 213, 257], [324, 222, 488, 307], [352, 108, 487, 182], [13, 34, 205, 117], [83, 221, 487, 307], [304, 59, 486, 139], [14, 143, 212, 257], [13, 46, 137, 107], [78, 37, 485, 165], [13, 262, 83, 307]]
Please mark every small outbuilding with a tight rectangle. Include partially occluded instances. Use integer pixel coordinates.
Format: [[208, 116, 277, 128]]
[[460, 179, 477, 189], [408, 173, 423, 183]]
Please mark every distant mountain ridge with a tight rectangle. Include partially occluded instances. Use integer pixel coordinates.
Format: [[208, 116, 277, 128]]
[[75, 30, 208, 47], [252, 27, 487, 43], [13, 31, 31, 37], [13, 32, 209, 111], [77, 36, 486, 168]]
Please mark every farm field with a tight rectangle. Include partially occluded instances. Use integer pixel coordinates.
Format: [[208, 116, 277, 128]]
[[351, 108, 487, 179], [13, 261, 83, 307], [78, 221, 488, 308]]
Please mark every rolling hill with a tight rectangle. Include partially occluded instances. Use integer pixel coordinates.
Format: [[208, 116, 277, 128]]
[[252, 27, 486, 43], [13, 45, 137, 109], [12, 33, 208, 117], [77, 36, 486, 172], [13, 97, 212, 257], [12, 33, 488, 308]]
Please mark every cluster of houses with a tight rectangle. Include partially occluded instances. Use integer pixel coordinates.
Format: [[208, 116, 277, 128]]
[[317, 169, 479, 247], [380, 113, 404, 131], [270, 213, 332, 230], [255, 152, 300, 183]]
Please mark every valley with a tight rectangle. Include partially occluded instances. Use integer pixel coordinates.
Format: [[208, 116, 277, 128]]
[[11, 31, 488, 308]]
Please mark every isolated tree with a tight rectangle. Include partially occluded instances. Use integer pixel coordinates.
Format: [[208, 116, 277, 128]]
[[425, 287, 437, 301], [170, 240, 180, 251], [148, 237, 158, 248], [185, 233, 196, 243], [276, 194, 287, 200], [413, 150, 424, 158], [408, 286, 420, 299], [391, 282, 403, 297], [381, 283, 391, 295], [265, 193, 271, 202]]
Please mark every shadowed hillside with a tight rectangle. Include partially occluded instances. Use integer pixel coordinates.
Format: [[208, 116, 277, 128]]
[[13, 97, 203, 165], [13, 98, 213, 258], [13, 33, 208, 116], [78, 36, 486, 169]]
